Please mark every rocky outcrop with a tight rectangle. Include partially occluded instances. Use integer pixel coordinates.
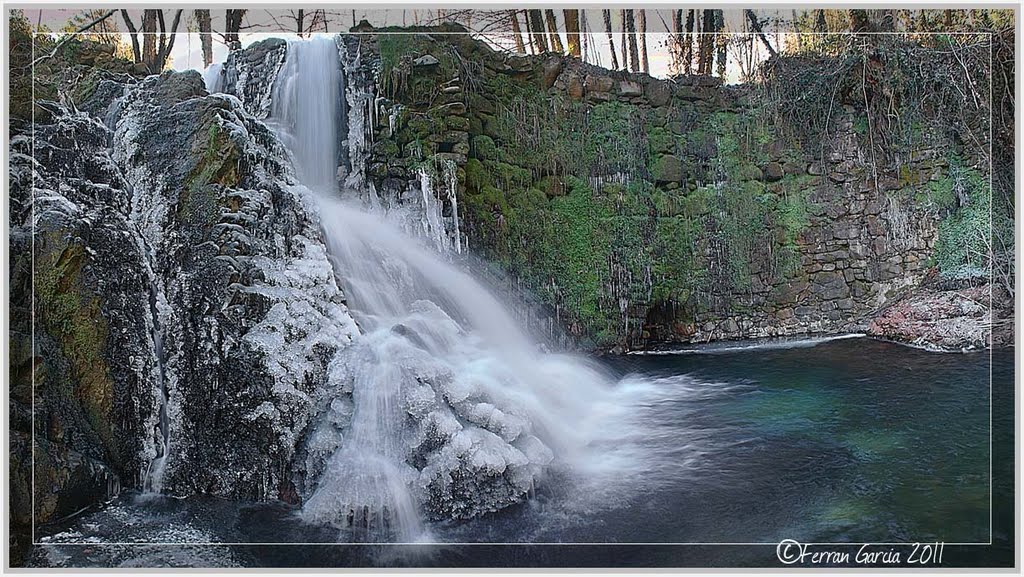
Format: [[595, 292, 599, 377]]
[[866, 280, 1008, 351], [10, 69, 359, 531]]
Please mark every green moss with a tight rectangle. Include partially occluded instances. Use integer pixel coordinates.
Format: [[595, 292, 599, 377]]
[[932, 163, 993, 280], [464, 158, 490, 192], [35, 236, 115, 454], [180, 120, 239, 225], [471, 135, 498, 161]]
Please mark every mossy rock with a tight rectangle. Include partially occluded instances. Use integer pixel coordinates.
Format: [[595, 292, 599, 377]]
[[464, 158, 491, 192], [471, 135, 498, 161], [180, 119, 240, 225], [652, 154, 683, 183], [537, 175, 566, 198]]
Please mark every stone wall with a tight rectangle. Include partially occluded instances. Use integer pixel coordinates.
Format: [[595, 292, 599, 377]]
[[344, 27, 952, 351]]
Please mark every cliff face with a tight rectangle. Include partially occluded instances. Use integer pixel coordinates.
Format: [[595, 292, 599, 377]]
[[10, 65, 359, 533], [318, 28, 990, 352]]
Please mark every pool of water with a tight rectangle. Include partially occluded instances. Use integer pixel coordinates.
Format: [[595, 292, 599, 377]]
[[28, 337, 1013, 568]]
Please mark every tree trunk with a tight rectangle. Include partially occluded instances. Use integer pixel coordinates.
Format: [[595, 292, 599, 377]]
[[121, 10, 141, 63], [155, 10, 182, 72], [603, 9, 619, 70], [142, 10, 157, 71], [509, 10, 526, 53], [699, 10, 714, 75], [619, 10, 628, 70], [544, 10, 563, 52], [815, 9, 827, 32], [225, 9, 245, 50], [636, 10, 649, 74], [671, 10, 682, 70], [625, 10, 639, 72], [745, 10, 778, 58], [714, 10, 726, 78], [296, 9, 305, 35], [684, 10, 695, 75], [528, 10, 548, 53], [849, 9, 870, 32], [563, 9, 581, 58], [580, 10, 590, 62], [195, 9, 212, 67]]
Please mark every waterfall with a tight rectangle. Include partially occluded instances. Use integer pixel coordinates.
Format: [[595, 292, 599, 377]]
[[269, 37, 341, 192], [268, 36, 623, 543]]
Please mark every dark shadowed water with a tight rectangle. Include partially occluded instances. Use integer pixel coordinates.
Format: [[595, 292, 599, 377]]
[[29, 337, 1013, 568]]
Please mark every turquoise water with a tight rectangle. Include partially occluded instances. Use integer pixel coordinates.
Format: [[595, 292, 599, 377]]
[[29, 336, 1012, 567]]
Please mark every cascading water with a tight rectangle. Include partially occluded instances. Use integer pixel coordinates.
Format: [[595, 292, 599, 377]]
[[268, 36, 650, 544], [269, 38, 341, 192]]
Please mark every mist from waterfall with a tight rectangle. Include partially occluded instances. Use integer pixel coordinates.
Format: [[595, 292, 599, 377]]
[[266, 36, 689, 545]]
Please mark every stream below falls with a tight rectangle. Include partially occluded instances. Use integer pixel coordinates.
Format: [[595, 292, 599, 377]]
[[30, 337, 1012, 568]]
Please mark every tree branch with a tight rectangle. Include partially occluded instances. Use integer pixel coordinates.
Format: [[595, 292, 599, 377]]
[[745, 9, 777, 58]]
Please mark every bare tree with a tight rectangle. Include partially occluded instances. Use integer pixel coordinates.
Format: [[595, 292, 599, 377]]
[[638, 9, 649, 74], [603, 9, 619, 70], [619, 10, 628, 70], [849, 9, 870, 32], [508, 10, 526, 53], [528, 9, 548, 53], [671, 9, 682, 70], [745, 10, 778, 58], [155, 10, 183, 71], [195, 9, 212, 67], [225, 9, 245, 49], [544, 10, 563, 52], [121, 9, 141, 63], [564, 9, 581, 58], [121, 9, 182, 72], [684, 9, 695, 74], [624, 10, 639, 72], [580, 10, 590, 63], [714, 10, 726, 78], [142, 10, 157, 68], [698, 10, 715, 74], [64, 9, 120, 45]]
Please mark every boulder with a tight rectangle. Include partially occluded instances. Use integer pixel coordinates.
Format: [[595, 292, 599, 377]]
[[653, 154, 683, 183], [414, 54, 440, 67], [763, 161, 784, 182]]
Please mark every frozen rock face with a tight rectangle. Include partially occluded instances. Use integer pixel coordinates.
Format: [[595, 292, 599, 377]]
[[9, 104, 154, 525], [111, 70, 358, 498], [208, 38, 288, 119], [10, 68, 360, 523]]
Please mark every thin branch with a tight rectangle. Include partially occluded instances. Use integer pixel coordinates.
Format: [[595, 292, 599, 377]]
[[745, 9, 777, 58]]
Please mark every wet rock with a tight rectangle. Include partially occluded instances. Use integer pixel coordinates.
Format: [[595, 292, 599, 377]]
[[542, 57, 563, 88], [867, 284, 996, 351], [585, 75, 613, 94]]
